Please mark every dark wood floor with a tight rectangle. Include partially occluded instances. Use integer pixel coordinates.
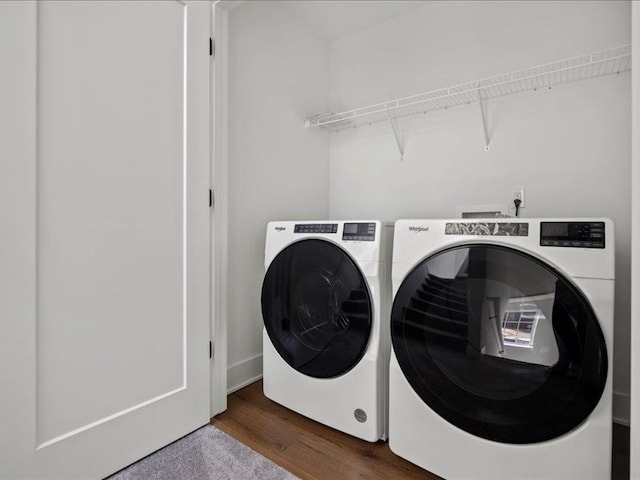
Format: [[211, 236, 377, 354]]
[[212, 380, 630, 480], [211, 380, 438, 479]]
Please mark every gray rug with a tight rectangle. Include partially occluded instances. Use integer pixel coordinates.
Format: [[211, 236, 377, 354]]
[[107, 425, 297, 480]]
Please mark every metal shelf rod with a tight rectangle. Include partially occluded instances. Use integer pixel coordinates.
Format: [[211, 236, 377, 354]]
[[306, 45, 631, 132]]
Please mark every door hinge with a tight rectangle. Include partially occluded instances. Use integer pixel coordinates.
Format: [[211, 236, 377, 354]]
[[209, 189, 213, 208], [209, 340, 213, 359], [209, 37, 214, 57]]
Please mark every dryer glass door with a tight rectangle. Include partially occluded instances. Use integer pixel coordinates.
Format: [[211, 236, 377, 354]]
[[262, 239, 372, 378], [391, 244, 607, 444]]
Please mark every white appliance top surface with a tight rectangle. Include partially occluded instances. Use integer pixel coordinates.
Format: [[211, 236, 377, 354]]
[[265, 220, 392, 263], [393, 218, 615, 280]]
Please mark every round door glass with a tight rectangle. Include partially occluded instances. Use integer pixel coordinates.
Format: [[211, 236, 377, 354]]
[[262, 239, 372, 378], [391, 244, 607, 444]]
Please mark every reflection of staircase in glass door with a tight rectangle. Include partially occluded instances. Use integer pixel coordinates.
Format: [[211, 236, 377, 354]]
[[339, 289, 370, 329], [404, 275, 469, 351]]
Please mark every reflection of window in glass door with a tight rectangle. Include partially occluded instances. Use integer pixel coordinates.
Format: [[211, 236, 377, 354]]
[[501, 304, 543, 348]]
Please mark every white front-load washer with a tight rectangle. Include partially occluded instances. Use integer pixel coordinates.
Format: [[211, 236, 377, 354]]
[[389, 218, 614, 479], [261, 220, 393, 441]]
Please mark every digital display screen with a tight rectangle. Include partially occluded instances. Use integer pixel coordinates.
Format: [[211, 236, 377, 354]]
[[344, 223, 358, 234], [539, 222, 605, 248], [541, 223, 568, 237], [342, 222, 376, 241]]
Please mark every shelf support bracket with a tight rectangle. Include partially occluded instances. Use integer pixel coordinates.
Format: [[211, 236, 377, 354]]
[[477, 86, 490, 151], [388, 112, 404, 161]]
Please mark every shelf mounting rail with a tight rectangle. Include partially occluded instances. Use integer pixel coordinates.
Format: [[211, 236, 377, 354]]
[[477, 84, 490, 151], [305, 45, 631, 150]]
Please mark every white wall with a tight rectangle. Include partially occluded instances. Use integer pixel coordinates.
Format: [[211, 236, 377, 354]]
[[328, 1, 632, 423], [226, 1, 330, 392]]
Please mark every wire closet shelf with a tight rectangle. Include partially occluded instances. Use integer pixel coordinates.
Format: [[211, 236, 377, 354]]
[[305, 45, 631, 132]]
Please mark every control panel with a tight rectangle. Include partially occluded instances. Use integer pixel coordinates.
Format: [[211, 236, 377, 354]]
[[342, 222, 376, 242], [294, 223, 338, 234], [540, 222, 605, 248]]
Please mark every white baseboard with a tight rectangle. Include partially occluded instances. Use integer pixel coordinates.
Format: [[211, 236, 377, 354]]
[[613, 391, 630, 426], [227, 353, 263, 394]]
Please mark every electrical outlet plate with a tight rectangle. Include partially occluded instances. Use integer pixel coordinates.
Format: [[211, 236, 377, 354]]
[[512, 188, 525, 208]]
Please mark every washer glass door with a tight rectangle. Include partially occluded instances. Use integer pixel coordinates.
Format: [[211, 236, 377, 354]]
[[391, 244, 607, 444], [262, 239, 372, 378]]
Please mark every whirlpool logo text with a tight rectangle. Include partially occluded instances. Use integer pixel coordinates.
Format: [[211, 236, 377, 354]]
[[275, 226, 286, 232], [408, 226, 429, 233]]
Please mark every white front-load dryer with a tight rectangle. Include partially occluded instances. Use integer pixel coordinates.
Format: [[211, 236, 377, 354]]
[[261, 220, 392, 441], [389, 218, 614, 479]]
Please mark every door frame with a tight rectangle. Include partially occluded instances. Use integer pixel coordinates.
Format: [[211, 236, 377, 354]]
[[210, 0, 231, 416], [630, 1, 639, 477]]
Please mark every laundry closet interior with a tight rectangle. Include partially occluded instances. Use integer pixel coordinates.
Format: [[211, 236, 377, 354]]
[[220, 0, 631, 432], [0, 1, 635, 478]]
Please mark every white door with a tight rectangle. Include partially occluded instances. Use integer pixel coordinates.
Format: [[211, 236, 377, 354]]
[[0, 1, 210, 478]]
